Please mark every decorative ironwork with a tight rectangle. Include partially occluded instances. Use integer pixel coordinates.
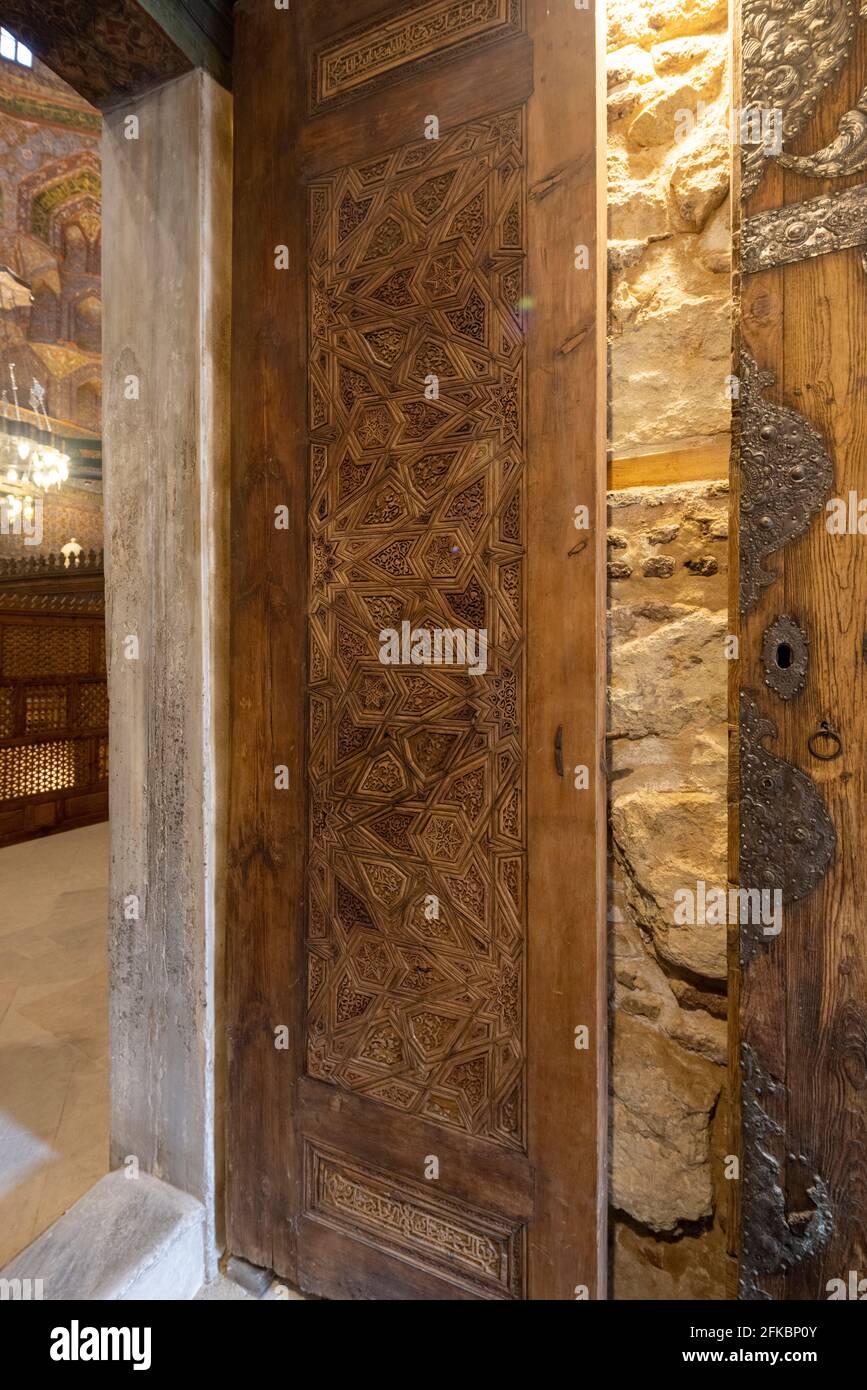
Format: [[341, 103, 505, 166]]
[[760, 614, 808, 701], [779, 87, 867, 179], [739, 352, 834, 616], [742, 186, 867, 275], [808, 719, 843, 761], [739, 1044, 833, 1300], [741, 0, 863, 197], [739, 690, 836, 963]]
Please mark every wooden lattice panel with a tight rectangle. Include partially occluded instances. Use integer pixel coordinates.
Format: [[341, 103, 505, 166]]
[[77, 681, 109, 729], [0, 598, 108, 843], [0, 738, 84, 800], [25, 686, 68, 732], [306, 111, 527, 1147], [0, 687, 12, 738], [1, 624, 91, 678]]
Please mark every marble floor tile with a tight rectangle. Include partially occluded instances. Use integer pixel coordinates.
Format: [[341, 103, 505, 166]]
[[0, 822, 109, 1268]]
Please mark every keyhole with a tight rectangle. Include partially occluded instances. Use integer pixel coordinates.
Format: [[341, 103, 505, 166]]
[[776, 642, 793, 669]]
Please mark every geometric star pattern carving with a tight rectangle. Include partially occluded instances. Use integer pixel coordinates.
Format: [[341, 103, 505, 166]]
[[306, 110, 527, 1148]]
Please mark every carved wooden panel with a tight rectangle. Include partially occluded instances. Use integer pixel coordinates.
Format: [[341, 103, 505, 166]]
[[306, 110, 526, 1149], [309, 0, 524, 112], [305, 1143, 524, 1297]]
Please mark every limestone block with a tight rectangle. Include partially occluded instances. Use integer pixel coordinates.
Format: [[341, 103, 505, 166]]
[[608, 240, 732, 450], [608, 0, 728, 51], [608, 727, 728, 798], [607, 142, 674, 243], [697, 195, 731, 273], [608, 44, 656, 88], [669, 118, 731, 231], [612, 912, 727, 1065], [610, 1012, 722, 1230], [610, 789, 728, 979], [608, 79, 647, 122], [609, 606, 727, 738], [608, 482, 729, 598], [651, 33, 727, 77], [611, 1212, 729, 1298], [608, 238, 655, 275], [629, 80, 705, 148]]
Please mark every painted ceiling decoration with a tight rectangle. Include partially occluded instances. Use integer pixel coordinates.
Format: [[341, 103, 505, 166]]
[[0, 0, 232, 108]]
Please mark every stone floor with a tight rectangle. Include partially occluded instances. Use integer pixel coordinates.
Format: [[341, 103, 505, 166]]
[[0, 821, 109, 1268]]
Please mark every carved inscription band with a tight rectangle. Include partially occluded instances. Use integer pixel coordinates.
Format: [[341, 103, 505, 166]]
[[305, 1144, 524, 1297], [310, 0, 523, 111]]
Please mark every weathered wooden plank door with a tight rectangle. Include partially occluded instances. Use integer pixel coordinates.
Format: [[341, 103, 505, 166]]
[[228, 0, 605, 1300], [732, 1, 867, 1299]]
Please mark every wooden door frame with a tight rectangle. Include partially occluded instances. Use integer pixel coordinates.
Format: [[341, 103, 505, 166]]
[[225, 0, 608, 1298]]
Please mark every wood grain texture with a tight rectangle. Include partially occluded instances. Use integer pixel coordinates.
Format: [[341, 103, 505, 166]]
[[525, 0, 607, 1300], [227, 0, 606, 1299], [226, 1, 305, 1278], [608, 440, 729, 491], [733, 7, 867, 1298]]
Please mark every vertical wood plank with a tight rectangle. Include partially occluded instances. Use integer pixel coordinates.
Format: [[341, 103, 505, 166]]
[[733, 6, 867, 1297], [525, 0, 607, 1299], [225, 1, 305, 1279]]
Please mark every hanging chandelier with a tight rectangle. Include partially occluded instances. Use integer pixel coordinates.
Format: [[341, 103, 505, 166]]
[[0, 361, 70, 524]]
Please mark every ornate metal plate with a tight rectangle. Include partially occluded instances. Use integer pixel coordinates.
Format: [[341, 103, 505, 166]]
[[760, 614, 808, 701], [741, 0, 862, 197], [739, 352, 834, 616], [739, 1044, 833, 1301], [742, 186, 867, 275], [738, 690, 836, 963]]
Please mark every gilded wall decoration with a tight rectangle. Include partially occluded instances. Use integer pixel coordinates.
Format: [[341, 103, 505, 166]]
[[0, 57, 101, 468]]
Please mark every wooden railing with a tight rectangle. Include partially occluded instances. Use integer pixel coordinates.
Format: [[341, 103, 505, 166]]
[[0, 549, 107, 846]]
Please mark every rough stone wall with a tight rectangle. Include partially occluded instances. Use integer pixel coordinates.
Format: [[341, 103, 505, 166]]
[[607, 0, 730, 456], [607, 0, 732, 1300], [608, 483, 729, 1298]]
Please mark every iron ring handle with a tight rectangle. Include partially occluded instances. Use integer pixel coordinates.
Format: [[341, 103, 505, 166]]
[[808, 720, 842, 761]]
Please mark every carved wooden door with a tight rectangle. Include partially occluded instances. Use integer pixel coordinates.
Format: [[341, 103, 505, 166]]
[[228, 0, 605, 1300]]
